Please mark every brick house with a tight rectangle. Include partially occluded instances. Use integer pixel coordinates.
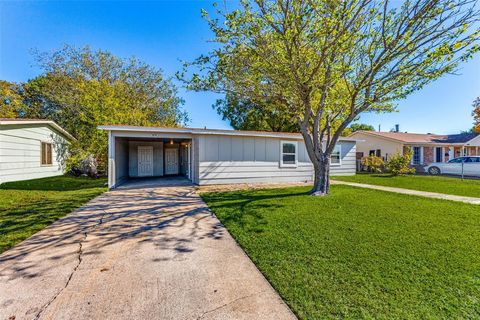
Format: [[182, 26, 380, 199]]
[[349, 130, 480, 171]]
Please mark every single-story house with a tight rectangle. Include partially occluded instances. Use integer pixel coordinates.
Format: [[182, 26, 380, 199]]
[[349, 130, 480, 168], [99, 125, 357, 189], [0, 118, 75, 184]]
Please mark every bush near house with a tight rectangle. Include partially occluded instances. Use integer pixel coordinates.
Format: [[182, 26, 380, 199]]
[[361, 155, 384, 173], [385, 152, 416, 176]]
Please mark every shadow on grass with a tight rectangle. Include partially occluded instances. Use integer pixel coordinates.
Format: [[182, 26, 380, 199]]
[[0, 175, 107, 191], [202, 188, 307, 233]]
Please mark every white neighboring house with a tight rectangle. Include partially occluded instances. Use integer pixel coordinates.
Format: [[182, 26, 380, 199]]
[[0, 118, 75, 184], [99, 125, 357, 189]]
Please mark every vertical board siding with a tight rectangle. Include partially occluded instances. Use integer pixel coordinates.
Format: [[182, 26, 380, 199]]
[[0, 124, 70, 184], [197, 135, 356, 185]]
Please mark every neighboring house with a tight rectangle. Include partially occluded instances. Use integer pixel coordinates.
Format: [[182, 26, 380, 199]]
[[0, 118, 75, 184], [350, 130, 480, 169], [99, 125, 357, 188]]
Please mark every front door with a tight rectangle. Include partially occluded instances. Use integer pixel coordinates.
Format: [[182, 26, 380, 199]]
[[165, 148, 179, 175], [138, 146, 153, 177]]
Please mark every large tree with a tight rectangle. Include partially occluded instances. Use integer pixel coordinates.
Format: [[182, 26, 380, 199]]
[[19, 45, 187, 170], [214, 93, 299, 131], [182, 0, 480, 195]]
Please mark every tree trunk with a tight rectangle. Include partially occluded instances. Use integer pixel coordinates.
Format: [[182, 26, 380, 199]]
[[310, 154, 331, 196]]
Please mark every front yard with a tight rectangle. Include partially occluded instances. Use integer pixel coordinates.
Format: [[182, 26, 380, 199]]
[[0, 175, 107, 253], [333, 173, 480, 198], [202, 185, 480, 319]]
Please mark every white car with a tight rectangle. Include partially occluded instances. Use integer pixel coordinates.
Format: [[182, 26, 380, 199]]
[[425, 156, 480, 177]]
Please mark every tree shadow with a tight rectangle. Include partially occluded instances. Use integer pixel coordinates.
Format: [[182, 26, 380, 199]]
[[0, 184, 225, 281], [0, 175, 107, 191], [202, 188, 308, 233]]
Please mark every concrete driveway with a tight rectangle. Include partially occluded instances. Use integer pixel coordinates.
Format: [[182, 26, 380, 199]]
[[0, 179, 295, 320]]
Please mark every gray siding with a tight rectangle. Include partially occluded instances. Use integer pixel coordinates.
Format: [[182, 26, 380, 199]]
[[196, 135, 356, 185], [128, 141, 164, 177], [0, 124, 69, 184]]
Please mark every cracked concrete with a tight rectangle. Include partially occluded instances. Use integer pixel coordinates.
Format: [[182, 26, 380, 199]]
[[0, 179, 296, 320]]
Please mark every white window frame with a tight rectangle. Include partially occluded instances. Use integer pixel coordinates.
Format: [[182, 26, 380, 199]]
[[330, 145, 342, 166], [280, 140, 298, 167]]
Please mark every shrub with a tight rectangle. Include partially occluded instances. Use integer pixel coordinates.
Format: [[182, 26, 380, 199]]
[[361, 155, 385, 173], [386, 151, 416, 176]]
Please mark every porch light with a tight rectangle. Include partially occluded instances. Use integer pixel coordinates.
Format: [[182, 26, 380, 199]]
[[170, 139, 173, 145]]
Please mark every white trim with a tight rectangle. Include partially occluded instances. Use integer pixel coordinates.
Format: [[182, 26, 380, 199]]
[[464, 134, 480, 146], [279, 140, 298, 168], [98, 125, 358, 142], [0, 119, 76, 141], [420, 146, 424, 164], [349, 131, 475, 146], [331, 144, 342, 166]]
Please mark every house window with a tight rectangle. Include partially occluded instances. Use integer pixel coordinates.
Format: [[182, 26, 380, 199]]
[[412, 146, 421, 165], [331, 145, 341, 165], [369, 150, 376, 156], [41, 142, 53, 165], [280, 141, 297, 167]]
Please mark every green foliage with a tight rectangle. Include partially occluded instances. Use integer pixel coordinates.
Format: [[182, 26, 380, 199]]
[[12, 45, 188, 170], [214, 93, 299, 132], [202, 185, 480, 318], [361, 155, 385, 173], [386, 151, 416, 176], [182, 0, 480, 194], [342, 123, 375, 136], [0, 80, 26, 118], [350, 123, 375, 132]]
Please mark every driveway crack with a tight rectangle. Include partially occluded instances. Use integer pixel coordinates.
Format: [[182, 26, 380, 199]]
[[196, 290, 266, 320], [34, 209, 109, 319]]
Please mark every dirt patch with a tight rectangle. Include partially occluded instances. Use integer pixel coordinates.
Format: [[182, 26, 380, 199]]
[[196, 182, 312, 194]]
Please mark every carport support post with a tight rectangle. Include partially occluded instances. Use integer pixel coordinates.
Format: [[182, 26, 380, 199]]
[[108, 131, 116, 189]]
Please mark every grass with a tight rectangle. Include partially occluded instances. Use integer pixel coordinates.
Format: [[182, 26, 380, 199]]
[[0, 175, 107, 253], [202, 185, 480, 319], [333, 173, 480, 198]]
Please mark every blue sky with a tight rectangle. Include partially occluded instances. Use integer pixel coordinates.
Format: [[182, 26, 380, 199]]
[[1, 1, 479, 134]]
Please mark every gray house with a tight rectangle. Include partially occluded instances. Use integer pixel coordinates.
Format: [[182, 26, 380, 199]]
[[99, 125, 357, 189], [0, 118, 74, 184]]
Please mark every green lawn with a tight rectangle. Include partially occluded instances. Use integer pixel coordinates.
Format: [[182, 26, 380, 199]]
[[333, 173, 480, 198], [202, 185, 480, 319], [0, 175, 107, 253]]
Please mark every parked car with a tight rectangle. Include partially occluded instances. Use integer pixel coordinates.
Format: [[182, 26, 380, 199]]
[[425, 156, 480, 177]]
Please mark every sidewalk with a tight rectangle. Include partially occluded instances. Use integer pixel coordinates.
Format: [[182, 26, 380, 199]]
[[332, 180, 480, 205]]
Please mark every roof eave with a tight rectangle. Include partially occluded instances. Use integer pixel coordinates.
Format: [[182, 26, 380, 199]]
[[98, 125, 358, 142], [0, 120, 76, 141]]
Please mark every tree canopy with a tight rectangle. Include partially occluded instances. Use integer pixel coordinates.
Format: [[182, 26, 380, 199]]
[[0, 81, 25, 118], [214, 93, 299, 132], [1, 45, 187, 170], [182, 0, 480, 195]]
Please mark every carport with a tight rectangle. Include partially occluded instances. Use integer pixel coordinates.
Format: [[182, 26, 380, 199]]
[[106, 126, 194, 188]]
